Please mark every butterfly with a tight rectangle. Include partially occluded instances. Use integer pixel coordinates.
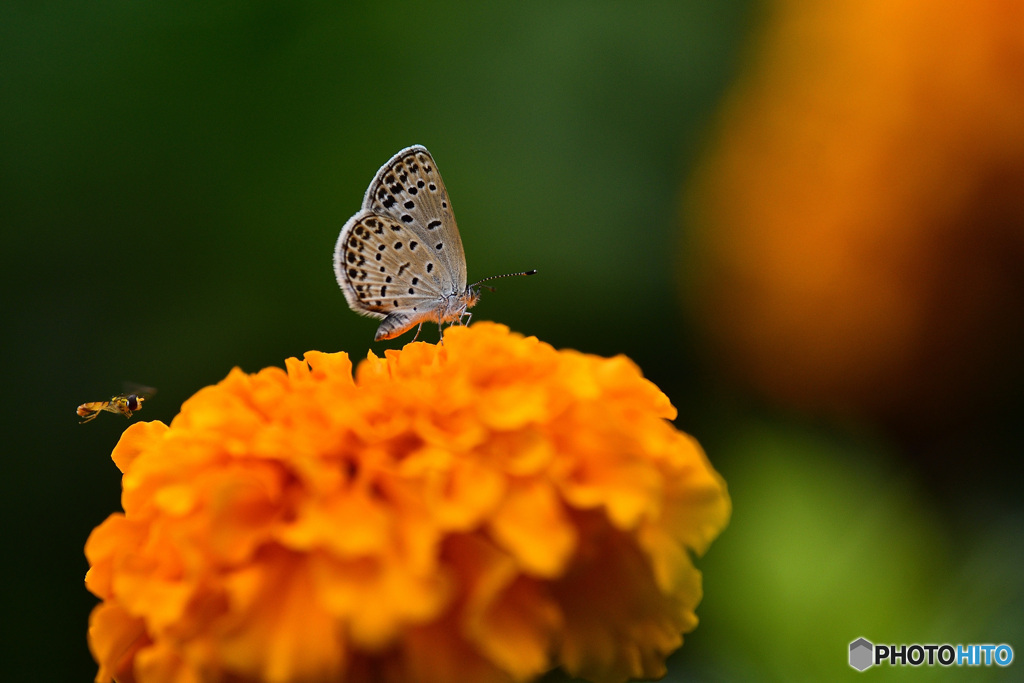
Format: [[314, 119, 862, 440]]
[[333, 145, 535, 341]]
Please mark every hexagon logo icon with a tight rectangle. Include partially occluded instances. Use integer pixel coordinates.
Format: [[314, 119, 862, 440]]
[[850, 638, 874, 671]]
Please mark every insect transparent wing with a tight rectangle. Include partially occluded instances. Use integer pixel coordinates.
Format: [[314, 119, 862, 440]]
[[122, 382, 157, 399], [334, 210, 447, 319], [361, 145, 467, 292]]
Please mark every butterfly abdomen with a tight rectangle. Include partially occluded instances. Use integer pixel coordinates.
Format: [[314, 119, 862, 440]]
[[374, 313, 413, 342], [373, 291, 479, 341]]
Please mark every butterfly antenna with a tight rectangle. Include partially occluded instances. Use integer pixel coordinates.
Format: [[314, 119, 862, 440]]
[[471, 269, 537, 290]]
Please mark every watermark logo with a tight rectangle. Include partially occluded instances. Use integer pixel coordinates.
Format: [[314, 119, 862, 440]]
[[849, 638, 873, 671], [849, 638, 1014, 670]]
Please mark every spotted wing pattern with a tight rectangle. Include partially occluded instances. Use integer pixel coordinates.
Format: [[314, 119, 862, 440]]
[[361, 145, 468, 293], [334, 211, 447, 320]]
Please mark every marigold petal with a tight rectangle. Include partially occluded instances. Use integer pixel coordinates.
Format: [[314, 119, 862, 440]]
[[204, 465, 285, 564], [88, 602, 148, 683], [597, 355, 677, 420], [554, 529, 693, 682], [153, 484, 197, 516], [430, 423, 489, 457], [172, 372, 264, 437], [312, 552, 451, 649], [133, 642, 202, 683], [279, 489, 396, 557], [636, 523, 701, 596], [112, 421, 169, 474], [385, 340, 441, 377], [471, 577, 563, 681], [410, 450, 507, 531], [489, 479, 577, 577], [114, 570, 195, 635], [485, 429, 555, 477], [302, 349, 355, 383], [218, 550, 347, 683], [661, 444, 733, 556], [400, 616, 518, 683], [354, 349, 390, 384], [477, 385, 550, 430], [557, 448, 664, 530], [282, 355, 312, 381]]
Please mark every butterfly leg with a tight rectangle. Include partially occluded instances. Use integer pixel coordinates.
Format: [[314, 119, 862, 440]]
[[410, 322, 424, 343]]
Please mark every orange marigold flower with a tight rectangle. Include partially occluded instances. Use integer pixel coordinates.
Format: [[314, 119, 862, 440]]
[[85, 323, 730, 683]]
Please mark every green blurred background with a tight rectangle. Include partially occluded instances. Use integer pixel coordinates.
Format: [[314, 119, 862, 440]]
[[3, 1, 1022, 681]]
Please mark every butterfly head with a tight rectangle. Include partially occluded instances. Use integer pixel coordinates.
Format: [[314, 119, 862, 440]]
[[462, 285, 483, 309]]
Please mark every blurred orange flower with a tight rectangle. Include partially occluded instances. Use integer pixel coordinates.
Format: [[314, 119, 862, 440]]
[[85, 323, 730, 683], [682, 0, 1024, 426]]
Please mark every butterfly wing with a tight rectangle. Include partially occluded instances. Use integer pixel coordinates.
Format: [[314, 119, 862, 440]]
[[334, 211, 448, 322], [361, 145, 468, 294]]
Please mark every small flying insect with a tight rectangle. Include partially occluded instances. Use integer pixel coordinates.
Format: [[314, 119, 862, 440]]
[[77, 385, 155, 424]]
